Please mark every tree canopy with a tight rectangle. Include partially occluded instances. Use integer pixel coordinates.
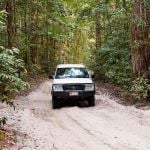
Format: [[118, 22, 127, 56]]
[[0, 0, 149, 105]]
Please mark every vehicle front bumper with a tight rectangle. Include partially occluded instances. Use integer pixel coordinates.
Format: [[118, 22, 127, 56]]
[[51, 90, 95, 100]]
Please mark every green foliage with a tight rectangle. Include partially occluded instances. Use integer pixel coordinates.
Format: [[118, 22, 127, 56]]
[[28, 64, 45, 77], [103, 30, 131, 85], [0, 10, 6, 28], [0, 1, 149, 104], [89, 29, 131, 85], [86, 0, 133, 87], [0, 47, 29, 126], [131, 77, 150, 101], [0, 47, 29, 96]]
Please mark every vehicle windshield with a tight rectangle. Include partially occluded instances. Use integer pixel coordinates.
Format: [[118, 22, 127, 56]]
[[55, 67, 89, 79]]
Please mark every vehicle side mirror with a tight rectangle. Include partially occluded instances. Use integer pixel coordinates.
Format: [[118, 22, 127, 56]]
[[88, 70, 95, 78]]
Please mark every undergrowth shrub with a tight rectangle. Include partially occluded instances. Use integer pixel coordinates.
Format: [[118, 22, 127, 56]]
[[131, 77, 150, 101], [0, 47, 29, 126]]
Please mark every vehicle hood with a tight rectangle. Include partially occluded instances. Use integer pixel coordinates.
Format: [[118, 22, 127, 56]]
[[53, 78, 93, 84]]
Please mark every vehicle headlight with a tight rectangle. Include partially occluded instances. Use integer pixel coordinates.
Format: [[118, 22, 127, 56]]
[[52, 84, 63, 91], [85, 84, 94, 91]]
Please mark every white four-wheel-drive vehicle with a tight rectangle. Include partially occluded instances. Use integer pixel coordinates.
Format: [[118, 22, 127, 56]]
[[50, 64, 95, 109]]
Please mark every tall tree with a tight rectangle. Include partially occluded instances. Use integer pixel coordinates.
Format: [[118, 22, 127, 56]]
[[30, 0, 39, 65], [5, 0, 14, 50], [95, 0, 101, 49], [131, 0, 150, 79]]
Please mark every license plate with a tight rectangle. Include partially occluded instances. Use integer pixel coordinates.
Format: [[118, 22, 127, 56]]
[[69, 92, 78, 96]]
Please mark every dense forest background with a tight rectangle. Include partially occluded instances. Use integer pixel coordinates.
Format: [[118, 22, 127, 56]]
[[0, 0, 149, 114]]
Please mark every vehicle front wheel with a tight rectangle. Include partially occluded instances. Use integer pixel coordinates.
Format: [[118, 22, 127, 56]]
[[88, 96, 95, 107], [52, 96, 61, 109]]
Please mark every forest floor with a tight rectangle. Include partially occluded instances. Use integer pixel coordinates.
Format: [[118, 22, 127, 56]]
[[0, 80, 150, 150]]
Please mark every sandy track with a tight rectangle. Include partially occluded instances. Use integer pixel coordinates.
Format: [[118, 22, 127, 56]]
[[1, 81, 150, 150]]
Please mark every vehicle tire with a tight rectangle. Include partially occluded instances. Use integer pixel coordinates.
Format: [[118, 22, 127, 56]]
[[88, 96, 95, 107], [52, 96, 61, 109]]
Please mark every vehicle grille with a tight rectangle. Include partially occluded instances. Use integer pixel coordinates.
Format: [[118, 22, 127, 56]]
[[63, 84, 85, 90]]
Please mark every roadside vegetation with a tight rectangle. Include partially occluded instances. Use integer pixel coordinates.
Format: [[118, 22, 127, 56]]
[[0, 0, 149, 129]]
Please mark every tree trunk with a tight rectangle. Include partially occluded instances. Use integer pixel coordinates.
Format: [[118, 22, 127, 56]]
[[34, 1, 39, 65], [6, 0, 14, 50], [131, 0, 150, 79], [13, 0, 16, 34], [30, 0, 39, 65], [45, 0, 50, 73], [95, 0, 101, 50]]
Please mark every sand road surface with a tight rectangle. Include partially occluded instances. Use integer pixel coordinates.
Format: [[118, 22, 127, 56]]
[[1, 81, 150, 150]]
